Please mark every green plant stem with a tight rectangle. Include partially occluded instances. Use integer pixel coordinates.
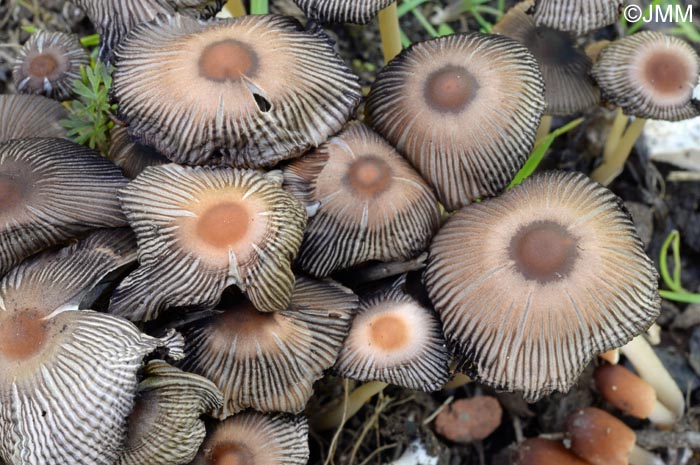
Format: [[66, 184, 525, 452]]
[[249, 0, 267, 14], [378, 3, 402, 63], [312, 381, 388, 431], [412, 8, 439, 38], [658, 230, 700, 303]]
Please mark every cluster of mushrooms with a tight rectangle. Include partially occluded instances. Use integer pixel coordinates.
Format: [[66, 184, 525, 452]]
[[1, 0, 699, 464]]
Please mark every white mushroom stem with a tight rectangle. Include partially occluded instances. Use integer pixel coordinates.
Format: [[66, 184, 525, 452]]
[[620, 335, 685, 420], [646, 323, 661, 345], [598, 349, 620, 364], [648, 401, 677, 427], [312, 381, 388, 431], [629, 444, 665, 465]]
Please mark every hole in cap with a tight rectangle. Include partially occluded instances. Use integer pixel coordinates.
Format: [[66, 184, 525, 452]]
[[199, 39, 258, 82], [509, 220, 578, 282], [423, 65, 479, 113]]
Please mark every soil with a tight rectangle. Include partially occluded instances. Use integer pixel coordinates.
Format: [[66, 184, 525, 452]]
[[1, 1, 700, 465]]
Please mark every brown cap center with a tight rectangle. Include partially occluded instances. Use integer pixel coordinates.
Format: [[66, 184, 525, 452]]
[[370, 314, 409, 351], [29, 54, 58, 78], [196, 201, 251, 248], [644, 50, 692, 96], [347, 156, 393, 197], [509, 221, 578, 282], [0, 312, 48, 361], [199, 40, 258, 82], [0, 175, 22, 209], [211, 442, 254, 465], [424, 65, 479, 113]]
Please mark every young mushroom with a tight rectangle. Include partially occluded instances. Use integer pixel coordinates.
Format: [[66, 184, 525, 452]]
[[0, 94, 67, 142], [112, 14, 360, 168], [109, 164, 306, 321], [283, 121, 440, 278], [365, 33, 545, 210], [434, 396, 503, 444], [425, 171, 660, 401], [514, 438, 589, 465], [532, 0, 625, 35]]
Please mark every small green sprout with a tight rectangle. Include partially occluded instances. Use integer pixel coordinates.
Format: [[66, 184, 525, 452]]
[[658, 230, 700, 303]]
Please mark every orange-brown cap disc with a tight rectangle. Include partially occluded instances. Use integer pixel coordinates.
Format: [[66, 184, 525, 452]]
[[292, 0, 394, 24], [109, 164, 307, 321], [366, 33, 545, 210], [425, 171, 660, 401]]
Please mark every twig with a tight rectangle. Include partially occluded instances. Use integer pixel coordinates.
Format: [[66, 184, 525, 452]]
[[357, 443, 400, 465], [324, 379, 351, 465], [349, 395, 393, 465], [422, 395, 453, 425]]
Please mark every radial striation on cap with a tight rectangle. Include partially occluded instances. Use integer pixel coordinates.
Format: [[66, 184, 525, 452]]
[[0, 94, 67, 142], [113, 14, 361, 168], [0, 137, 128, 277], [292, 0, 394, 24], [284, 121, 440, 277], [533, 0, 624, 35], [13, 30, 89, 100], [109, 164, 307, 322], [116, 360, 223, 465], [366, 33, 545, 210], [181, 277, 357, 417], [592, 31, 700, 121], [493, 2, 598, 115], [192, 411, 309, 465], [109, 126, 169, 179], [335, 277, 450, 391], [425, 171, 660, 401]]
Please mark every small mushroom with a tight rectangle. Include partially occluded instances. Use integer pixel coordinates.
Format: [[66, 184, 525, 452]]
[[514, 438, 589, 465], [434, 396, 503, 444], [533, 0, 624, 35], [0, 94, 67, 142], [292, 0, 393, 24]]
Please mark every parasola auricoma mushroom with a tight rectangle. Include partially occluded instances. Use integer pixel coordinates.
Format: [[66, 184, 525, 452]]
[[0, 94, 67, 142], [532, 0, 624, 35], [425, 171, 660, 401]]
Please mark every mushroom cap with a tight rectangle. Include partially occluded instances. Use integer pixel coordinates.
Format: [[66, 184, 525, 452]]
[[292, 0, 394, 24], [284, 121, 440, 277], [366, 33, 545, 210], [113, 14, 361, 168], [13, 30, 89, 100], [493, 2, 599, 115], [73, 0, 223, 62], [425, 171, 660, 401], [116, 360, 223, 465], [192, 412, 309, 465], [334, 277, 449, 391], [0, 94, 67, 142], [109, 164, 307, 321], [0, 137, 128, 277], [565, 407, 635, 465], [514, 438, 589, 465], [533, 0, 624, 35], [434, 396, 503, 443], [594, 364, 656, 419], [591, 31, 700, 121], [181, 277, 357, 417], [109, 126, 169, 179]]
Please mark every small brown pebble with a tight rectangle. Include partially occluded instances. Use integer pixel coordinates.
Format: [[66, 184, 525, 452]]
[[434, 396, 503, 443]]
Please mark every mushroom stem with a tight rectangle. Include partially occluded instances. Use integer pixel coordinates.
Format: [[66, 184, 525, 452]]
[[378, 3, 402, 63], [648, 401, 677, 427], [224, 0, 246, 16], [442, 372, 472, 390], [620, 335, 684, 420], [592, 116, 646, 185], [603, 108, 628, 160], [598, 349, 620, 364], [629, 444, 665, 465], [535, 115, 552, 145], [312, 381, 388, 431]]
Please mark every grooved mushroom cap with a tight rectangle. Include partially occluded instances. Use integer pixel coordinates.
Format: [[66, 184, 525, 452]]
[[493, 2, 599, 115], [591, 31, 700, 121], [514, 438, 589, 465], [0, 137, 128, 277], [73, 0, 222, 62], [334, 278, 449, 391], [193, 412, 309, 465], [292, 0, 394, 24], [13, 31, 88, 100], [283, 122, 440, 278], [181, 277, 357, 417], [425, 171, 660, 401], [116, 360, 224, 465], [594, 364, 656, 419], [113, 14, 361, 168], [0, 94, 67, 142], [366, 33, 545, 210], [0, 231, 184, 465], [533, 0, 624, 35], [109, 126, 169, 179], [109, 164, 307, 321], [565, 408, 635, 465]]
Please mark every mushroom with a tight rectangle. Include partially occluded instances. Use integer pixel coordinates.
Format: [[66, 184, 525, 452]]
[[533, 0, 625, 35], [0, 229, 184, 465], [192, 411, 309, 465], [283, 121, 440, 278], [591, 31, 700, 185], [109, 126, 168, 179], [434, 396, 503, 444], [514, 438, 589, 465], [365, 32, 545, 210], [12, 30, 88, 100], [0, 137, 128, 277], [112, 14, 361, 168], [0, 94, 67, 142], [115, 360, 224, 465], [425, 171, 660, 401], [180, 277, 357, 418], [109, 164, 306, 321]]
